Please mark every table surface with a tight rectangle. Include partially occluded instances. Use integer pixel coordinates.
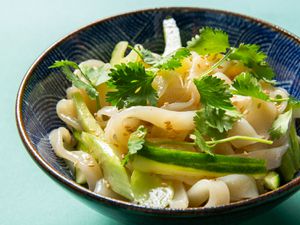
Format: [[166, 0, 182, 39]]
[[1, 0, 299, 224]]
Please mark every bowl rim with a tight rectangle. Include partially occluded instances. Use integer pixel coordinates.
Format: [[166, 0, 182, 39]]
[[16, 7, 300, 215]]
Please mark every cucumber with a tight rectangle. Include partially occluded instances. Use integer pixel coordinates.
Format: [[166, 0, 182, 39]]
[[162, 18, 182, 56], [80, 132, 133, 200], [131, 170, 174, 208], [263, 171, 280, 190], [72, 92, 104, 137], [110, 41, 128, 65], [132, 145, 266, 178]]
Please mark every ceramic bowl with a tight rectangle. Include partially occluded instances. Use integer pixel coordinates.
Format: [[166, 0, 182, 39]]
[[16, 7, 300, 225]]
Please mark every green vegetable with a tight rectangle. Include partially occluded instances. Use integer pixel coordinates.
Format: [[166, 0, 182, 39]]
[[72, 92, 104, 137], [279, 123, 300, 182], [122, 125, 147, 165], [80, 63, 111, 86], [194, 75, 234, 110], [154, 48, 191, 70], [263, 171, 280, 190], [131, 170, 174, 208], [110, 41, 128, 65], [187, 27, 230, 55], [80, 132, 133, 200], [49, 60, 99, 105], [162, 18, 182, 56], [229, 44, 275, 81], [132, 144, 266, 176], [139, 48, 162, 65], [193, 75, 240, 154], [269, 109, 292, 140], [232, 72, 269, 101], [106, 62, 157, 109]]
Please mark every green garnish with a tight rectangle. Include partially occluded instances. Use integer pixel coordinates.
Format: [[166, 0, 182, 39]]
[[49, 60, 101, 108], [122, 126, 147, 165], [232, 72, 269, 101], [187, 27, 230, 55], [269, 109, 293, 140], [193, 75, 240, 154], [193, 75, 235, 110], [106, 62, 158, 109], [153, 48, 191, 70], [229, 44, 275, 81]]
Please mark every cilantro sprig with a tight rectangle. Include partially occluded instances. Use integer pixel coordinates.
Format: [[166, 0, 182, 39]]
[[49, 60, 101, 109], [186, 28, 275, 82], [106, 62, 158, 109], [122, 125, 147, 165], [187, 27, 230, 55], [137, 47, 191, 70]]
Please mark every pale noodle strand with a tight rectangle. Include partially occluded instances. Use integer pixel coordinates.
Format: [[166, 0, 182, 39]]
[[49, 127, 102, 190], [56, 99, 81, 131], [169, 181, 189, 209], [105, 106, 196, 150]]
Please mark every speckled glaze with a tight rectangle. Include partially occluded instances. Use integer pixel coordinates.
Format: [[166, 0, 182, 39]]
[[16, 7, 300, 225]]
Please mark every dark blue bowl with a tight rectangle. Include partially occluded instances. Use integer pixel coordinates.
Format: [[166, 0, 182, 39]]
[[16, 7, 300, 225]]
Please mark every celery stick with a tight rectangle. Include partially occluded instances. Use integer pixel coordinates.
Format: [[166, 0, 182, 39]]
[[72, 92, 104, 137], [279, 148, 297, 182], [110, 41, 128, 65], [264, 171, 280, 190], [290, 123, 300, 169], [162, 18, 182, 56], [131, 170, 173, 208], [80, 132, 133, 200]]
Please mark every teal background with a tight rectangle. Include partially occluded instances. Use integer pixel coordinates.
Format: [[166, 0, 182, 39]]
[[1, 0, 299, 224]]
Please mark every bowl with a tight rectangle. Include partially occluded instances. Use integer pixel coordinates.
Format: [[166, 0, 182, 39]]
[[16, 7, 300, 225]]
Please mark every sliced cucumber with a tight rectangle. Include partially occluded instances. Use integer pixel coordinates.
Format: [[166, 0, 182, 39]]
[[110, 41, 128, 65], [263, 171, 280, 190], [131, 170, 174, 208], [134, 144, 266, 177], [72, 92, 104, 137], [80, 132, 133, 200], [162, 18, 182, 56]]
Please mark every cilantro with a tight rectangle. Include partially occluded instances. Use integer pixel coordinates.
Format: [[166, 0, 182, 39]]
[[193, 75, 234, 110], [80, 63, 111, 86], [229, 44, 275, 81], [139, 48, 162, 65], [122, 126, 147, 165], [187, 27, 230, 55], [193, 75, 241, 154], [269, 109, 292, 140], [49, 60, 99, 100], [154, 48, 191, 70], [106, 62, 157, 108], [232, 72, 269, 101]]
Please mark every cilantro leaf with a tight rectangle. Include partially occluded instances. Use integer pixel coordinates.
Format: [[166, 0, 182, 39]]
[[154, 48, 191, 70], [49, 60, 80, 70], [193, 75, 234, 110], [49, 60, 98, 99], [194, 129, 213, 155], [106, 62, 158, 108], [269, 109, 292, 140], [122, 126, 147, 165], [140, 48, 162, 65], [229, 44, 275, 81], [187, 27, 230, 55], [80, 63, 111, 86], [232, 72, 269, 101]]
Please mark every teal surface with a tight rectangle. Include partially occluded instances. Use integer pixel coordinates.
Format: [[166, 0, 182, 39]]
[[1, 0, 299, 224]]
